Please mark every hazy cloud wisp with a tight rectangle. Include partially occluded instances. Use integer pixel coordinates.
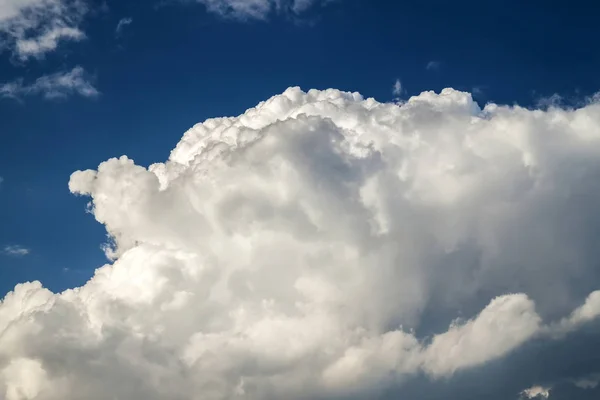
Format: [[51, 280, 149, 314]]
[[2, 245, 30, 257], [0, 66, 98, 100], [191, 0, 339, 20], [115, 17, 132, 36], [392, 78, 402, 96], [0, 0, 88, 60]]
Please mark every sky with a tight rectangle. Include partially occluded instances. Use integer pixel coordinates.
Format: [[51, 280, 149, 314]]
[[1, 1, 600, 400]]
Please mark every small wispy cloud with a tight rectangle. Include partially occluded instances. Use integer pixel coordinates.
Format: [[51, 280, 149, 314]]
[[2, 245, 30, 257], [392, 78, 403, 97], [15, 26, 86, 60], [0, 0, 89, 60], [0, 66, 99, 101], [177, 0, 336, 21], [115, 17, 132, 36], [472, 85, 487, 97], [572, 373, 600, 389], [426, 60, 440, 71]]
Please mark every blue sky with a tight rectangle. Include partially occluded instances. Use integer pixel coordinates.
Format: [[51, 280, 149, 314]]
[[2, 1, 600, 399], [2, 0, 600, 296]]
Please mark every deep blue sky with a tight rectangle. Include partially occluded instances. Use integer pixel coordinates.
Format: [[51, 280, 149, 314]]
[[1, 0, 599, 296]]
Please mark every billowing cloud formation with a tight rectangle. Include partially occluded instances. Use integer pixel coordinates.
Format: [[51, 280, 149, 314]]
[[0, 0, 88, 60], [191, 0, 340, 20], [3, 87, 600, 399], [0, 66, 98, 100]]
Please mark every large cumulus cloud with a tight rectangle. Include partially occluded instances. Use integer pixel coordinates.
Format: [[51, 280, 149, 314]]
[[2, 87, 600, 399]]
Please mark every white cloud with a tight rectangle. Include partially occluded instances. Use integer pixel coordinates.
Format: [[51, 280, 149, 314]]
[[422, 294, 541, 377], [521, 385, 551, 399], [115, 17, 132, 36], [189, 0, 338, 20], [3, 87, 600, 399], [0, 0, 89, 60], [0, 66, 98, 100], [2, 245, 30, 257], [565, 290, 600, 327], [322, 293, 542, 393], [15, 25, 83, 59], [547, 290, 600, 337], [392, 78, 402, 96]]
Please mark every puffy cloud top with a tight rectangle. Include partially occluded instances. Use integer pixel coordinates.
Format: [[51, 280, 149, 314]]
[[3, 87, 600, 399]]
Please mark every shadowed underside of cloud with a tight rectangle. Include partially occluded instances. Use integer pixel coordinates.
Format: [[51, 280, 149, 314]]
[[2, 87, 600, 399]]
